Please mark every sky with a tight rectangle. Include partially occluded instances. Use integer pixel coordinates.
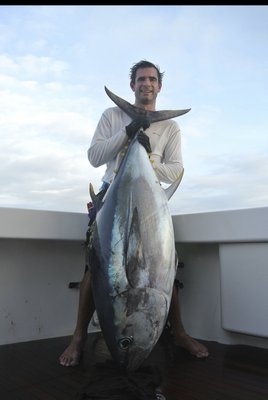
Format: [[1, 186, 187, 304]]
[[0, 5, 268, 216]]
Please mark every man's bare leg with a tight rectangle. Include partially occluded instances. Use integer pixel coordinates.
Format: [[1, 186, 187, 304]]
[[59, 270, 95, 367], [168, 285, 209, 358]]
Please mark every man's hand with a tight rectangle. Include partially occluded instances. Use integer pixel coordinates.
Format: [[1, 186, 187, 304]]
[[125, 117, 151, 139], [137, 131, 152, 153]]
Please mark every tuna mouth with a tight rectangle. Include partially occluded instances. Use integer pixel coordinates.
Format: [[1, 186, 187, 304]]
[[118, 336, 134, 350]]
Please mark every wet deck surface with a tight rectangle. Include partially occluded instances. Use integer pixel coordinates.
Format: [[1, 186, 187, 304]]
[[0, 330, 267, 399]]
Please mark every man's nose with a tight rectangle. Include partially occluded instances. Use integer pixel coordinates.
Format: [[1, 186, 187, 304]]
[[143, 77, 151, 84]]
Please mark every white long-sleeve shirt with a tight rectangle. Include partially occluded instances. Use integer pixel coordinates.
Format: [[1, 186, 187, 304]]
[[88, 106, 183, 185]]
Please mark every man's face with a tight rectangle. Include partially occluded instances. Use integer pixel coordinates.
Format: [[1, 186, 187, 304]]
[[131, 67, 162, 106]]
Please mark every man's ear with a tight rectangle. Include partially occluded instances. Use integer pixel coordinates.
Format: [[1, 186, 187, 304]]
[[130, 82, 135, 91]]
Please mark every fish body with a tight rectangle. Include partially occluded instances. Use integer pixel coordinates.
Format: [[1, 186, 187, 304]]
[[90, 137, 180, 370]]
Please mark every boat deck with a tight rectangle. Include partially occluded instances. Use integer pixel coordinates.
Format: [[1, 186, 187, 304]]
[[0, 330, 267, 400]]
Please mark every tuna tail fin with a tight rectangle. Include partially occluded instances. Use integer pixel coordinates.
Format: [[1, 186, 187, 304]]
[[105, 86, 191, 122], [89, 183, 103, 212], [164, 168, 184, 201]]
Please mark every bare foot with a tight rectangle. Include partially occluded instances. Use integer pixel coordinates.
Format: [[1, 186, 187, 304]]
[[174, 332, 209, 358], [59, 334, 86, 367]]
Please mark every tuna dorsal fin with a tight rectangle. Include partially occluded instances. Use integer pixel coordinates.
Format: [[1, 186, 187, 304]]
[[164, 168, 184, 201], [104, 86, 191, 122], [89, 183, 103, 212]]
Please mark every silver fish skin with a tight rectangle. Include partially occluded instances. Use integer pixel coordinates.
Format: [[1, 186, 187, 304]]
[[90, 137, 178, 371]]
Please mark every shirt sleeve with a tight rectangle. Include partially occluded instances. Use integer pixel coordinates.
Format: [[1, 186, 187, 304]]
[[149, 122, 184, 184], [88, 108, 129, 168]]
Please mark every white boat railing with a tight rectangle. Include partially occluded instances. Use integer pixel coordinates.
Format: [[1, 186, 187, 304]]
[[0, 206, 267, 349]]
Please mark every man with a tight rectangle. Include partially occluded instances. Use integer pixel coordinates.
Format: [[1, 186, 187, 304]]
[[59, 60, 209, 367]]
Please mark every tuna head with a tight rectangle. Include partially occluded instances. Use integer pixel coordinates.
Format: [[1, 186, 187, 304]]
[[90, 138, 177, 370]]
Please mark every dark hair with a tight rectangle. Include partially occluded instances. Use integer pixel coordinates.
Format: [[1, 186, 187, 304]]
[[129, 60, 164, 86]]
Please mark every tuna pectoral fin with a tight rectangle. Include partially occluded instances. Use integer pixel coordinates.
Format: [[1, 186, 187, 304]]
[[164, 168, 184, 201], [125, 208, 144, 287]]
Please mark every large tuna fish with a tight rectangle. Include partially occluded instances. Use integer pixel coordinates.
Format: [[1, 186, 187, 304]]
[[89, 88, 188, 371]]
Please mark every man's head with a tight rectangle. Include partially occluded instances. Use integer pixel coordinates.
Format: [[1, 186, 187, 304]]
[[129, 60, 164, 86], [129, 60, 164, 110]]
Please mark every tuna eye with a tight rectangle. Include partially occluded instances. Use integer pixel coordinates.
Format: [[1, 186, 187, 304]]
[[118, 336, 133, 350]]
